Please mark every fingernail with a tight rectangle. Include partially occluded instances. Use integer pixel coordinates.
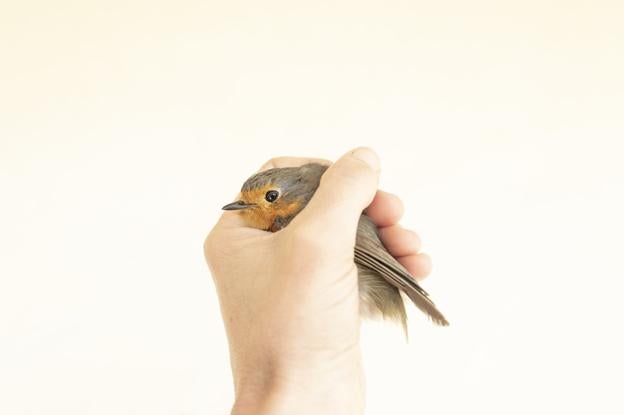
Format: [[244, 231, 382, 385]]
[[351, 147, 380, 171]]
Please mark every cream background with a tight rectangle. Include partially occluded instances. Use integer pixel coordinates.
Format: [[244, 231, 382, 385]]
[[1, 1, 623, 414]]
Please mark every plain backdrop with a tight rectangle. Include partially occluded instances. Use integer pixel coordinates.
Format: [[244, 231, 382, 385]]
[[1, 1, 623, 414]]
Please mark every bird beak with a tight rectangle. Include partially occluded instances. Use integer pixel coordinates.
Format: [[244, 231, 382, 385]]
[[222, 200, 254, 211]]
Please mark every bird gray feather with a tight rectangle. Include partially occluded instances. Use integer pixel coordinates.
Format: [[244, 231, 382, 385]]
[[356, 215, 449, 326], [241, 163, 449, 328]]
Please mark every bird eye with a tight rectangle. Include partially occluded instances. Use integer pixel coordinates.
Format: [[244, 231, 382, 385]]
[[265, 190, 279, 202]]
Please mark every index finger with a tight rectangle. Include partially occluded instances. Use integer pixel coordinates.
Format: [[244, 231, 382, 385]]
[[258, 156, 332, 172]]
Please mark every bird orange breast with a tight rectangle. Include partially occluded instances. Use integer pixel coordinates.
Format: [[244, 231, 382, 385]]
[[238, 184, 301, 231]]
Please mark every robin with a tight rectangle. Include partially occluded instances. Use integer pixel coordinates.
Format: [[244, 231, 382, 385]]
[[222, 162, 449, 330]]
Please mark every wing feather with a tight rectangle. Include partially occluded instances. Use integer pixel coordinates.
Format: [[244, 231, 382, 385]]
[[355, 215, 449, 326]]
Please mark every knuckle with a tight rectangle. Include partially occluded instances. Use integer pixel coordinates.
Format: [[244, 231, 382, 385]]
[[411, 231, 422, 249], [327, 158, 377, 187]]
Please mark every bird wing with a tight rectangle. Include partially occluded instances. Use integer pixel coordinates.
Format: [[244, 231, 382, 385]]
[[355, 215, 449, 326]]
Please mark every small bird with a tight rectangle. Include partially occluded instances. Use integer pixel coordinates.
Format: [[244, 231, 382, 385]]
[[222, 163, 449, 330]]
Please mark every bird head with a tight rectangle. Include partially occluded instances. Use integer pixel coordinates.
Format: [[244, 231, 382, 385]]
[[222, 163, 328, 232]]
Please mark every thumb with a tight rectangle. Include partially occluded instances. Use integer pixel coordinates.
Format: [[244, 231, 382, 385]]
[[293, 147, 380, 245]]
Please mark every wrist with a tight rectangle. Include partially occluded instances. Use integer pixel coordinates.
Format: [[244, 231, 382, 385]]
[[231, 346, 365, 415]]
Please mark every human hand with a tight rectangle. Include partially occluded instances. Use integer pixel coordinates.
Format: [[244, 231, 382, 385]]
[[204, 148, 432, 414]]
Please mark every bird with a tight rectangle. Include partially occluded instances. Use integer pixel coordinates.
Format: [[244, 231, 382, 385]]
[[222, 162, 449, 331]]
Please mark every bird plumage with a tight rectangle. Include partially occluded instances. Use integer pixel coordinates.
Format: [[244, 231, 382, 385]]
[[225, 163, 449, 329], [356, 215, 449, 327]]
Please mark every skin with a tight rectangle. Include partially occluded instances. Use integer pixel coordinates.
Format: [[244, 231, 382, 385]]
[[204, 148, 432, 414]]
